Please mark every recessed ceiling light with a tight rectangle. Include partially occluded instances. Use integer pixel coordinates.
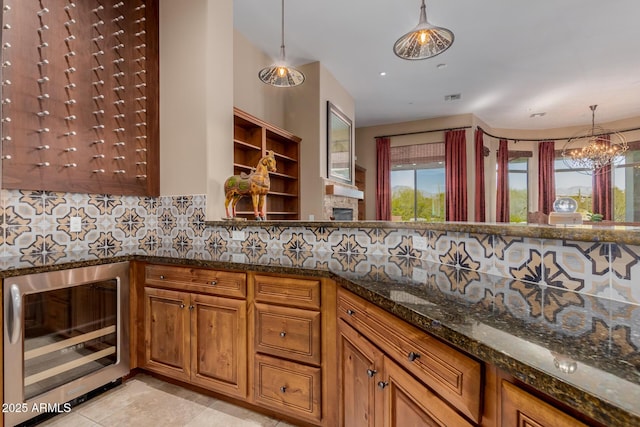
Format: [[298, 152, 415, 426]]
[[379, 72, 387, 76], [530, 112, 546, 118], [436, 63, 447, 69]]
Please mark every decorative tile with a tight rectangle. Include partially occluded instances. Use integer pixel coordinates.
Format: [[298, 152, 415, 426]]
[[457, 232, 494, 273], [494, 237, 543, 281], [610, 244, 640, 305]]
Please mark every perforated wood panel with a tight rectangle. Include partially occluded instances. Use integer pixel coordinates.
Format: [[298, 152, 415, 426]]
[[1, 0, 159, 196]]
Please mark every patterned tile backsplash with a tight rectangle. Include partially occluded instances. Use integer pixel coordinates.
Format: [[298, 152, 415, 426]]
[[1, 189, 639, 305]]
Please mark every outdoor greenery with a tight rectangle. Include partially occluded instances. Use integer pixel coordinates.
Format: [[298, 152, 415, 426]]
[[391, 187, 445, 221], [508, 189, 528, 223]]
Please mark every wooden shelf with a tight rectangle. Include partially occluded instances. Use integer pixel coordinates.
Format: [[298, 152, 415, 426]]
[[232, 108, 301, 220], [233, 140, 262, 151]]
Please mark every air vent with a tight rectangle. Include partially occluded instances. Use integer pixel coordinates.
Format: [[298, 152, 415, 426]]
[[444, 93, 461, 101]]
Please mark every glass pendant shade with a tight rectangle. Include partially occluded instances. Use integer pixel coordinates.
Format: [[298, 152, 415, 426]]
[[394, 0, 454, 60], [561, 105, 628, 175], [259, 47, 305, 87], [258, 0, 304, 87]]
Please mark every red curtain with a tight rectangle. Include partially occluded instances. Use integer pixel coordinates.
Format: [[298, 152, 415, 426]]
[[445, 129, 468, 221], [474, 129, 486, 222], [538, 141, 556, 215], [592, 134, 612, 220], [496, 139, 510, 222], [376, 137, 391, 220]]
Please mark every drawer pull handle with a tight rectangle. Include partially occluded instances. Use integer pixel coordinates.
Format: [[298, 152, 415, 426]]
[[346, 309, 356, 316], [279, 331, 287, 338], [377, 381, 388, 390], [210, 280, 217, 286], [280, 386, 287, 393], [408, 352, 421, 362], [366, 369, 377, 378], [159, 275, 165, 280]]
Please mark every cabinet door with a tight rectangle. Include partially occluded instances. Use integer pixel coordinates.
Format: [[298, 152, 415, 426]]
[[144, 287, 190, 381], [380, 356, 472, 427], [338, 320, 384, 427], [501, 381, 588, 427], [190, 293, 247, 399]]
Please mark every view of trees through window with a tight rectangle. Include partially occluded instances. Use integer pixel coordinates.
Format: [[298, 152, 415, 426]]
[[389, 144, 640, 223], [508, 158, 528, 222], [391, 166, 445, 221]]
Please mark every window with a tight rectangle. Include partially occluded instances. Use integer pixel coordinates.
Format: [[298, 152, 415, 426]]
[[613, 145, 640, 222], [390, 143, 445, 221], [554, 158, 593, 216], [508, 158, 528, 222]]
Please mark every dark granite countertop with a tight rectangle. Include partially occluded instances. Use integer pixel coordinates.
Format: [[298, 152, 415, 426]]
[[206, 219, 640, 245], [1, 246, 638, 427]]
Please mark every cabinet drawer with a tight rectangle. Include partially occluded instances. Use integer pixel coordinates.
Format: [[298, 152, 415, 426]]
[[338, 289, 482, 423], [145, 264, 246, 298], [501, 381, 588, 427], [254, 354, 321, 423], [254, 274, 320, 309], [255, 303, 321, 365]]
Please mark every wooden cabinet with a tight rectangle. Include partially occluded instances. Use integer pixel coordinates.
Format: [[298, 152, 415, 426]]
[[142, 265, 247, 399], [254, 354, 322, 422], [337, 288, 482, 423], [338, 318, 384, 427], [338, 319, 471, 427], [233, 108, 301, 220], [144, 287, 190, 380], [500, 381, 588, 427], [250, 274, 336, 426], [1, 0, 159, 196]]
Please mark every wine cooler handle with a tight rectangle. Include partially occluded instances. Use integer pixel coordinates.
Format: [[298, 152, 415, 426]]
[[8, 284, 21, 344]]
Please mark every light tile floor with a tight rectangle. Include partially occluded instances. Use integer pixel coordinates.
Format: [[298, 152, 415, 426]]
[[39, 374, 299, 427]]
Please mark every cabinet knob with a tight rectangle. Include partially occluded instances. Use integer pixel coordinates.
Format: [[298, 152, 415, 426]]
[[279, 331, 286, 338], [189, 305, 194, 310], [280, 386, 287, 393], [159, 275, 165, 280], [210, 280, 217, 286], [366, 369, 377, 378], [346, 309, 356, 316], [179, 303, 185, 309], [377, 381, 388, 390], [408, 352, 420, 362]]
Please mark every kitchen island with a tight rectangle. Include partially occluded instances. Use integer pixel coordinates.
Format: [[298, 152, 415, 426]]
[[1, 220, 638, 426]]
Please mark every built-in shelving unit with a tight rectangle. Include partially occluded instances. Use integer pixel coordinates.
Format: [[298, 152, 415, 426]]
[[233, 107, 301, 220]]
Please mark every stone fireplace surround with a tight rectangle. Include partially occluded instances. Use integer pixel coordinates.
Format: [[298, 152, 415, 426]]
[[322, 179, 362, 220]]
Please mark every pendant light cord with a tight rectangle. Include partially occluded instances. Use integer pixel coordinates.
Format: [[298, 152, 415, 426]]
[[280, 0, 286, 59]]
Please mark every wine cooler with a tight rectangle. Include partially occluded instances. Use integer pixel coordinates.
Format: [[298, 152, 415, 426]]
[[3, 262, 130, 426]]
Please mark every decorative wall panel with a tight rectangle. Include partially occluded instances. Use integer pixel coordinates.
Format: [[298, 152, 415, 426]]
[[0, 0, 158, 196]]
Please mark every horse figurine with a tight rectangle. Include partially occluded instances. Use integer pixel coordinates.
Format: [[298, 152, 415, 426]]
[[224, 151, 277, 220]]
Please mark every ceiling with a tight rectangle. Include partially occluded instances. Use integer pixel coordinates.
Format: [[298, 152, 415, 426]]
[[233, 0, 640, 130]]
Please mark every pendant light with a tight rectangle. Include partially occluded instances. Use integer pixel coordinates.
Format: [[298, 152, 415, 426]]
[[393, 0, 454, 60], [561, 105, 628, 174], [258, 0, 305, 87]]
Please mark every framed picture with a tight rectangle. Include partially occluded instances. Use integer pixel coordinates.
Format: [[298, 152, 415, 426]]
[[327, 101, 353, 184]]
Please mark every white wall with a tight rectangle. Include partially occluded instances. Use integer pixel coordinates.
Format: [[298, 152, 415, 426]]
[[233, 30, 286, 129], [283, 62, 322, 219], [160, 0, 233, 220]]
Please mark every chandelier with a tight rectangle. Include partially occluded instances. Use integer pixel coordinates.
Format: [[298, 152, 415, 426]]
[[258, 0, 305, 87], [393, 0, 454, 60], [561, 105, 627, 174]]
